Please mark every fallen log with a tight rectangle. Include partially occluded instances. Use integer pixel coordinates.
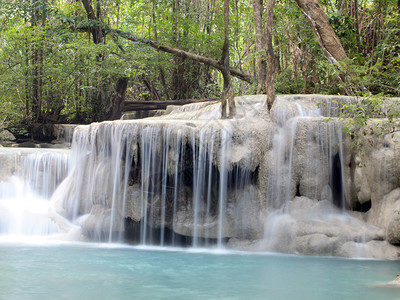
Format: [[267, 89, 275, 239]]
[[122, 98, 218, 112]]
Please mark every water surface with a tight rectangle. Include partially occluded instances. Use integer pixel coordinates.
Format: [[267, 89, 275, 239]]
[[0, 243, 399, 300]]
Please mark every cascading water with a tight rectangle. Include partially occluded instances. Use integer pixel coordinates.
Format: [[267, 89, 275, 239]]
[[20, 151, 70, 199], [0, 95, 398, 258], [0, 150, 69, 238], [46, 114, 244, 247], [52, 123, 138, 241], [134, 121, 236, 247], [0, 96, 262, 247], [260, 96, 390, 257]]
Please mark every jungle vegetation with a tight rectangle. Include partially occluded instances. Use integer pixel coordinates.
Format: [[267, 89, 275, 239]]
[[0, 0, 399, 137]]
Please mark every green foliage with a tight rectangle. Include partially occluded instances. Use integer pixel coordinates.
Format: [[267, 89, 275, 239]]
[[274, 0, 400, 98], [328, 13, 358, 57], [0, 0, 166, 125], [0, 0, 400, 136], [335, 93, 400, 150]]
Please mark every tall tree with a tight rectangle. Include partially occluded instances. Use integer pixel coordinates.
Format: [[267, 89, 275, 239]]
[[264, 0, 276, 109], [30, 0, 46, 121], [294, 0, 347, 63], [252, 0, 266, 93], [81, 0, 103, 44], [81, 0, 129, 120], [220, 0, 235, 118]]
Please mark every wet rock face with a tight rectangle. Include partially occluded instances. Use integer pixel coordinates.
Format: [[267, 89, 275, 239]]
[[125, 184, 143, 222], [291, 119, 343, 204], [385, 192, 400, 245], [81, 205, 125, 241], [0, 152, 19, 181], [346, 122, 400, 249], [59, 97, 271, 244], [256, 196, 400, 259], [351, 122, 400, 208], [53, 124, 77, 145]]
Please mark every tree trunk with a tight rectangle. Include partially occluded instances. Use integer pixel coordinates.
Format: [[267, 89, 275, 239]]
[[105, 77, 129, 120], [158, 67, 170, 99], [81, 0, 104, 44], [142, 76, 161, 101], [171, 0, 183, 99], [150, 2, 169, 100], [354, 0, 360, 43], [25, 41, 29, 116], [294, 0, 347, 63], [220, 0, 235, 119], [252, 0, 267, 93], [32, 49, 42, 121], [81, 0, 130, 120], [264, 0, 276, 110], [31, 2, 44, 122]]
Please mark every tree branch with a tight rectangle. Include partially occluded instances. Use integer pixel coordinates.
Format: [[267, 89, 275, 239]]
[[108, 28, 254, 84]]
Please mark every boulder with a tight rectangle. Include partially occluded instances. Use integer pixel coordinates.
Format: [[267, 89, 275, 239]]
[[382, 273, 400, 287], [352, 122, 400, 209], [0, 129, 16, 142], [120, 112, 136, 120], [295, 234, 341, 256], [0, 152, 19, 181], [173, 204, 232, 239], [125, 184, 143, 222], [386, 199, 400, 245], [261, 196, 390, 258], [82, 205, 124, 239], [367, 188, 400, 229], [53, 124, 77, 144], [18, 141, 38, 148], [336, 240, 400, 259]]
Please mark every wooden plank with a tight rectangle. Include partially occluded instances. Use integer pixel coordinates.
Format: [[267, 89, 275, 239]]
[[122, 98, 218, 111]]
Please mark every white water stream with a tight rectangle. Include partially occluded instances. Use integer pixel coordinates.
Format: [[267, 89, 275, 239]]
[[0, 150, 69, 239]]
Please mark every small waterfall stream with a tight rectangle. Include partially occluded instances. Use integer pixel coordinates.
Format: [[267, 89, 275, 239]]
[[0, 150, 69, 237], [263, 97, 350, 253]]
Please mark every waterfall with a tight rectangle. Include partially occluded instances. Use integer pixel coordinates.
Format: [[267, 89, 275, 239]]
[[20, 151, 70, 199], [266, 97, 347, 207], [0, 149, 69, 237], [51, 122, 139, 241], [217, 127, 231, 247], [136, 122, 234, 247], [263, 96, 354, 254], [1, 95, 397, 258], [2, 96, 338, 246]]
